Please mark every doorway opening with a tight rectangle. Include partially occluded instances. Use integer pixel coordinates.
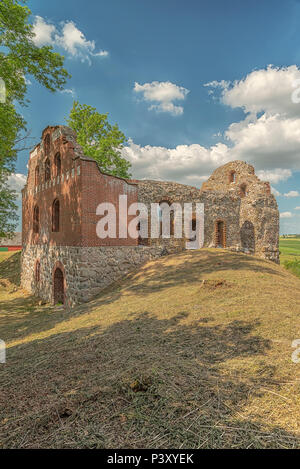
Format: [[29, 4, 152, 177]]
[[215, 220, 226, 248], [240, 220, 255, 252], [53, 267, 64, 305]]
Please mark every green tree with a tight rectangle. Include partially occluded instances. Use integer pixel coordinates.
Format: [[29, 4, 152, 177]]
[[67, 101, 131, 179], [0, 0, 70, 236], [0, 171, 18, 238]]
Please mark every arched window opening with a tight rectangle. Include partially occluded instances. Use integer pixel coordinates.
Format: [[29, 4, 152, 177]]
[[35, 260, 40, 283], [45, 158, 51, 182], [229, 170, 236, 183], [44, 134, 50, 156], [53, 267, 64, 305], [240, 184, 247, 198], [35, 165, 39, 186], [189, 218, 197, 242], [33, 205, 39, 234], [54, 153, 61, 177], [215, 220, 226, 248], [240, 221, 255, 252], [52, 199, 60, 232]]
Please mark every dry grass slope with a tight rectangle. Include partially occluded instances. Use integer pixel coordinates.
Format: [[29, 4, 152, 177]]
[[0, 249, 300, 448]]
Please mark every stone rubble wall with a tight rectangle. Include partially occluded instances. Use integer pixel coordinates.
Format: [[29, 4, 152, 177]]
[[21, 244, 170, 308], [135, 179, 242, 251], [133, 160, 280, 263]]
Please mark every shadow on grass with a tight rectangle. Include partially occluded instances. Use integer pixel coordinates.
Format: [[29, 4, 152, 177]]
[[110, 249, 286, 297], [1, 311, 299, 448], [0, 251, 21, 286], [0, 249, 290, 344], [0, 294, 67, 342]]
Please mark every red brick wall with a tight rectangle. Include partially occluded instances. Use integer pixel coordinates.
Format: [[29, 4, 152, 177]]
[[22, 126, 138, 247], [81, 160, 138, 246], [22, 128, 82, 247]]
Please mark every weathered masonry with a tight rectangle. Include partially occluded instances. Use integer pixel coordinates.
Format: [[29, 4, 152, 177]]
[[21, 125, 279, 307]]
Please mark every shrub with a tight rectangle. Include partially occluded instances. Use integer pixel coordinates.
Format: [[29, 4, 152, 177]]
[[284, 259, 300, 278]]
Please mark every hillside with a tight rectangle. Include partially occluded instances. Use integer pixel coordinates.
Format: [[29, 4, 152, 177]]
[[1, 249, 300, 448]]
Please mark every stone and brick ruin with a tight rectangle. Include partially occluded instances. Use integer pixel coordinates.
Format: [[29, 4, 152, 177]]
[[21, 125, 279, 307]]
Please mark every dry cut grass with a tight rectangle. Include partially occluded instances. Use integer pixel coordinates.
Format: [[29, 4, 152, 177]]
[[0, 249, 300, 448]]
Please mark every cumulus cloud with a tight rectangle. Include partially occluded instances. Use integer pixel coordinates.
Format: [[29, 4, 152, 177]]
[[122, 139, 230, 186], [223, 114, 300, 171], [32, 16, 56, 47], [134, 81, 189, 116], [123, 65, 300, 193], [204, 65, 300, 174], [295, 207, 300, 210], [284, 190, 300, 198], [271, 187, 281, 197], [32, 16, 108, 64], [280, 211, 293, 218], [7, 173, 26, 199], [206, 65, 300, 117], [256, 168, 292, 184]]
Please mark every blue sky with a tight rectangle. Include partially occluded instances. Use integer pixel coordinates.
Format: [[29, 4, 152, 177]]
[[11, 0, 300, 233]]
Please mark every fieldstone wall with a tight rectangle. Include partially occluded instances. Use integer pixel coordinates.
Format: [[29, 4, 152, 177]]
[[133, 160, 279, 263], [240, 195, 279, 263], [21, 244, 168, 308], [135, 179, 242, 251]]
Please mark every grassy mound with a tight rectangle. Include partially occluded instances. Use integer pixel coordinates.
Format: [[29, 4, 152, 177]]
[[0, 249, 300, 448]]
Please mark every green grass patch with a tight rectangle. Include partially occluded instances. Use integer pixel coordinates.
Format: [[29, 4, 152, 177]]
[[284, 259, 300, 278], [280, 238, 300, 278]]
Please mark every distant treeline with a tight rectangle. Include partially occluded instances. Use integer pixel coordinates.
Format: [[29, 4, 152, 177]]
[[281, 234, 300, 238]]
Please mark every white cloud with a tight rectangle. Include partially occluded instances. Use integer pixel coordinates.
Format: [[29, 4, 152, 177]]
[[32, 16, 56, 47], [134, 81, 189, 116], [280, 211, 293, 218], [284, 190, 300, 198], [125, 66, 300, 189], [204, 79, 230, 90], [223, 113, 300, 171], [7, 173, 26, 199], [59, 88, 76, 98], [271, 187, 281, 197], [93, 50, 109, 57], [257, 168, 292, 184], [123, 138, 230, 186], [206, 65, 300, 117], [201, 65, 300, 186], [32, 16, 108, 64], [295, 207, 300, 210]]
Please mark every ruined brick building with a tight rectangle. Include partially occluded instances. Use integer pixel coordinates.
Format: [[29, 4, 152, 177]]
[[21, 126, 279, 307]]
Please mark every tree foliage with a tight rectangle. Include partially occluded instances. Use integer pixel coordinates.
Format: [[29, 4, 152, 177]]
[[67, 101, 131, 179], [0, 171, 18, 238], [0, 0, 70, 236]]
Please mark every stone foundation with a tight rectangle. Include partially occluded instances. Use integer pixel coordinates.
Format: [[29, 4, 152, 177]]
[[21, 244, 171, 308]]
